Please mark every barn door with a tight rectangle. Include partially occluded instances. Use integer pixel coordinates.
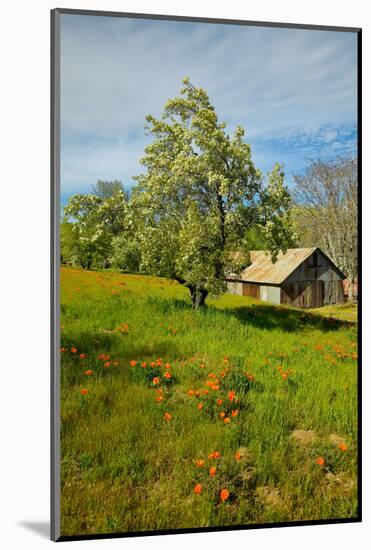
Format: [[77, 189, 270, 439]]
[[312, 280, 324, 308]]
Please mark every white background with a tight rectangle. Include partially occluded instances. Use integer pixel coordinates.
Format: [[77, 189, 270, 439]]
[[0, 0, 368, 548]]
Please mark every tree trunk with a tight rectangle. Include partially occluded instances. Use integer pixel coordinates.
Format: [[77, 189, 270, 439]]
[[189, 287, 208, 309]]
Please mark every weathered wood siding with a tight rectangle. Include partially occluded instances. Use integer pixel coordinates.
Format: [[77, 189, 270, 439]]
[[283, 250, 344, 307], [281, 280, 324, 308], [242, 282, 260, 299], [226, 281, 243, 295]]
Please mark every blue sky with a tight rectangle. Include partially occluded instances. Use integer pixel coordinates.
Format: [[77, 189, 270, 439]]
[[60, 14, 357, 207]]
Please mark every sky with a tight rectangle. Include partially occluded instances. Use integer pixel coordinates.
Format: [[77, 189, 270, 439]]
[[60, 14, 358, 207]]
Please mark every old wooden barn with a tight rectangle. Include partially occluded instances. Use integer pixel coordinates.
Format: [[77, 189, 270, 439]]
[[226, 247, 345, 308]]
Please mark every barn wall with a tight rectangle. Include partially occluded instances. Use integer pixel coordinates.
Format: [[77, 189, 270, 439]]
[[226, 281, 243, 295], [283, 250, 344, 307], [260, 285, 281, 305]]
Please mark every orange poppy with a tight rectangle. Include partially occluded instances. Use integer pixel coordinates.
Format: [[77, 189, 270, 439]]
[[228, 391, 236, 402], [71, 347, 77, 354], [84, 370, 93, 376], [129, 360, 137, 367], [153, 377, 160, 385], [231, 409, 239, 417], [208, 451, 221, 459], [150, 362, 156, 367], [235, 451, 242, 461], [339, 443, 347, 452], [209, 466, 216, 477], [316, 456, 325, 466], [219, 411, 226, 418], [195, 459, 205, 467], [223, 417, 231, 424], [155, 396, 163, 403], [141, 362, 147, 368], [164, 371, 171, 379], [187, 389, 195, 397], [194, 483, 202, 495], [219, 488, 230, 501], [80, 388, 88, 395], [164, 363, 171, 369], [216, 399, 223, 406], [104, 361, 110, 368], [197, 403, 203, 410], [79, 353, 87, 359], [164, 412, 171, 421]]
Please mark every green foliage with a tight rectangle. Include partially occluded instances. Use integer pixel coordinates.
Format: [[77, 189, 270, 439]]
[[61, 186, 128, 269]]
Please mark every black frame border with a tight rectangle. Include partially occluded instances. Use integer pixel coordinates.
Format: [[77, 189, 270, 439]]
[[51, 7, 362, 542]]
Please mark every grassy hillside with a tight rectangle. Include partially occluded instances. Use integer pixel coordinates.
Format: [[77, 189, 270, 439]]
[[60, 266, 358, 536]]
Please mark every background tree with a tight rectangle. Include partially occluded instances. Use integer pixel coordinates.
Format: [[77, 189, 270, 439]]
[[61, 183, 128, 269], [293, 157, 358, 300], [91, 179, 128, 200], [130, 78, 295, 308]]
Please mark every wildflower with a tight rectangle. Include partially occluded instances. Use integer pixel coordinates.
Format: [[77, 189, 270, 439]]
[[200, 363, 206, 369], [339, 443, 347, 452], [80, 388, 88, 395], [219, 412, 226, 418], [187, 389, 195, 397], [60, 347, 67, 353], [203, 389, 209, 395], [150, 361, 156, 367], [155, 396, 163, 403], [219, 488, 230, 502], [129, 360, 137, 367], [153, 377, 160, 385], [223, 417, 231, 424], [223, 357, 229, 364], [84, 370, 93, 376], [194, 459, 205, 467], [217, 399, 223, 406], [71, 347, 77, 354], [197, 403, 203, 410], [164, 412, 171, 422], [194, 483, 202, 495], [235, 451, 242, 461], [164, 363, 171, 369], [79, 353, 87, 359], [316, 456, 325, 466], [228, 391, 236, 402], [164, 371, 172, 380], [141, 362, 147, 368], [104, 361, 110, 368], [209, 466, 216, 476], [208, 451, 221, 459], [98, 353, 106, 360], [231, 409, 239, 417]]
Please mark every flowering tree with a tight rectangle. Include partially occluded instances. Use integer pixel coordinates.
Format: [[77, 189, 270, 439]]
[[130, 78, 294, 307]]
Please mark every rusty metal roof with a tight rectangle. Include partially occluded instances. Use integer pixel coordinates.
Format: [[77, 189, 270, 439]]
[[232, 247, 317, 285]]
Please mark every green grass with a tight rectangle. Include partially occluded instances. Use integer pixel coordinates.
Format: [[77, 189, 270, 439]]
[[60, 266, 358, 536]]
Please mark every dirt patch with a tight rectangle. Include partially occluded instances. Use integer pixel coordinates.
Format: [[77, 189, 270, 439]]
[[290, 429, 317, 446], [255, 486, 285, 509], [328, 433, 346, 447]]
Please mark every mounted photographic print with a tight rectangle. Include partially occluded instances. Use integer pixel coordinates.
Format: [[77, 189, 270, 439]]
[[51, 8, 361, 541]]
